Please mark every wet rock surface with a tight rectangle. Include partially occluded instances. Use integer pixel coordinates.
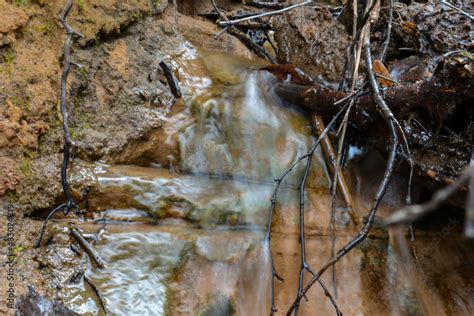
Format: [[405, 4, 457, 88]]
[[15, 286, 78, 316], [272, 3, 350, 83]]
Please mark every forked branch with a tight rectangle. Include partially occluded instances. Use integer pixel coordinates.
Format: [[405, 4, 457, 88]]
[[286, 12, 401, 314]]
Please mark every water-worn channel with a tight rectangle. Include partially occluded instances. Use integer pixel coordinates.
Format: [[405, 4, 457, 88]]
[[54, 44, 473, 316]]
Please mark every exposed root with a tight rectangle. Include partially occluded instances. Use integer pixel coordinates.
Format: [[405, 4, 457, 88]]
[[35, 0, 81, 248], [34, 203, 67, 248]]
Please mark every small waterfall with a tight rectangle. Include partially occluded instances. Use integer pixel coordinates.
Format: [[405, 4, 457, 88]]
[[237, 241, 272, 316]]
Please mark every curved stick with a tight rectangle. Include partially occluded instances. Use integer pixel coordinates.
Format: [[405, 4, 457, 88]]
[[34, 203, 66, 248]]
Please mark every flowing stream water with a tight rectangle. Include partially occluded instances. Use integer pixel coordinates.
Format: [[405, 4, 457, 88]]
[[52, 43, 474, 316]]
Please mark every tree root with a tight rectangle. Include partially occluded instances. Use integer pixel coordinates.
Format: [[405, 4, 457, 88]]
[[35, 0, 81, 248]]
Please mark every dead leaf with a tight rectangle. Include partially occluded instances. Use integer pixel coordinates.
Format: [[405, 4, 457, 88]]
[[373, 59, 396, 87]]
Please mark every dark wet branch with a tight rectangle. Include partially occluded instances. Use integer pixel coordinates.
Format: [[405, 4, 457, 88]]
[[34, 204, 67, 248], [159, 61, 182, 99], [35, 0, 81, 248], [59, 0, 81, 208], [70, 228, 106, 268], [84, 274, 108, 315]]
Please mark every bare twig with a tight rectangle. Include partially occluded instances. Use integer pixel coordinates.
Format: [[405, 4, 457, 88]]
[[385, 166, 471, 226], [70, 227, 106, 268], [378, 0, 392, 62], [212, 0, 276, 63], [245, 1, 286, 9], [338, 0, 378, 90], [440, 0, 474, 20], [218, 0, 313, 27], [265, 101, 349, 315], [286, 10, 401, 314], [35, 0, 81, 247], [84, 274, 108, 315]]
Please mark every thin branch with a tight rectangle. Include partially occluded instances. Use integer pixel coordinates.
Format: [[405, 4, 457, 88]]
[[385, 166, 471, 226], [265, 101, 350, 315], [218, 0, 313, 27], [70, 227, 106, 268], [378, 0, 392, 62], [212, 0, 276, 63], [286, 16, 401, 314], [380, 0, 415, 205], [84, 274, 108, 315], [312, 114, 360, 225], [440, 0, 474, 20], [338, 0, 378, 90], [315, 278, 343, 316]]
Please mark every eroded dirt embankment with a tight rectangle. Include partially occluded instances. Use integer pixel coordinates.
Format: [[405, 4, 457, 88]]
[[0, 0, 258, 311]]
